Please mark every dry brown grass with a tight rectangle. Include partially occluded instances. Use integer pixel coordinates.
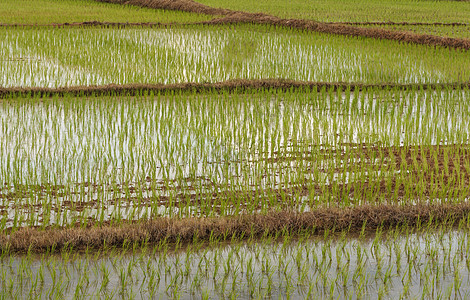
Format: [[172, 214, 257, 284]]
[[95, 0, 230, 15], [2, 204, 470, 253]]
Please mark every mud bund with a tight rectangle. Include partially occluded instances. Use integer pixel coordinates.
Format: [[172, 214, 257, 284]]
[[1, 80, 469, 98]]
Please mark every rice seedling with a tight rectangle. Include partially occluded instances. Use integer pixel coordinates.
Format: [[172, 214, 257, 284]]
[[2, 0, 469, 296]]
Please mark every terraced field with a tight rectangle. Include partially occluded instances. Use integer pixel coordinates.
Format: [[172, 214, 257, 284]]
[[1, 0, 470, 298]]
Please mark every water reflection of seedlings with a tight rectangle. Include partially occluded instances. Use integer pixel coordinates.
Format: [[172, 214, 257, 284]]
[[0, 88, 470, 230], [1, 25, 469, 87]]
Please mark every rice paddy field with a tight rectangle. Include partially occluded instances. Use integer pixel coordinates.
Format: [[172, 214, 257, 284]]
[[196, 0, 470, 24], [1, 25, 470, 87], [2, 0, 470, 299], [0, 0, 214, 24]]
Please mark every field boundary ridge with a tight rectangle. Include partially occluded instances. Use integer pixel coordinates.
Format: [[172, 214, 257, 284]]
[[2, 204, 470, 253], [1, 80, 469, 98]]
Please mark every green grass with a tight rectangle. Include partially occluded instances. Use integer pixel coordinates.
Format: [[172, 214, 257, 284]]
[[1, 24, 469, 88], [0, 0, 212, 24], [196, 0, 470, 23]]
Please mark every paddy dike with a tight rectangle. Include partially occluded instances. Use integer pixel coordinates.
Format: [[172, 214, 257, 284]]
[[97, 0, 231, 15], [1, 80, 469, 98], [1, 203, 470, 253], [2, 20, 468, 29]]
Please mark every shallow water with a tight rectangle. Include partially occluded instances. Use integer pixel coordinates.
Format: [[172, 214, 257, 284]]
[[1, 90, 467, 184], [2, 229, 470, 299], [0, 25, 468, 88], [0, 90, 469, 228]]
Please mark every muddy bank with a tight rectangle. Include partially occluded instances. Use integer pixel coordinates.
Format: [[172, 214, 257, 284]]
[[1, 80, 469, 98], [1, 20, 468, 29], [0, 21, 167, 28], [95, 0, 230, 15], [1, 203, 469, 253]]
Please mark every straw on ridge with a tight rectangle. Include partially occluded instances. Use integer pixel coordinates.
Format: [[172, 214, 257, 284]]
[[2, 204, 470, 253]]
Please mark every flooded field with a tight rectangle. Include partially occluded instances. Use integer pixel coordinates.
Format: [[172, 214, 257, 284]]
[[1, 88, 469, 230], [1, 25, 469, 88], [2, 226, 470, 299], [2, 1, 470, 298]]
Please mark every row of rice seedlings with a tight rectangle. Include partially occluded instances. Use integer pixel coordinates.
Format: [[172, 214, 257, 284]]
[[0, 24, 469, 87], [0, 87, 469, 231], [2, 219, 470, 298]]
